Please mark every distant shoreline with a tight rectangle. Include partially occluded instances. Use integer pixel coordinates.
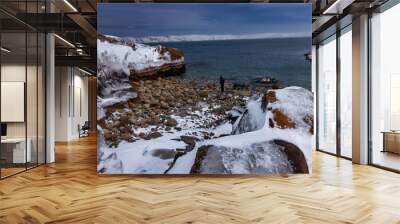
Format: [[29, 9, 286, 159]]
[[105, 34, 311, 44]]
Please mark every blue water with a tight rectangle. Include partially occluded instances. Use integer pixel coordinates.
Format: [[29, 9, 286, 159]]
[[150, 38, 311, 89]]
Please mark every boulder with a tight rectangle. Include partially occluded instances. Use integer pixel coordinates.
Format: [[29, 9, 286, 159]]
[[103, 129, 113, 141], [199, 90, 208, 98], [266, 90, 277, 103], [190, 145, 227, 174], [180, 136, 199, 151], [273, 140, 309, 173], [143, 132, 162, 140], [132, 63, 186, 79], [150, 99, 159, 107], [165, 118, 178, 127], [120, 132, 133, 142], [272, 109, 296, 129], [190, 140, 308, 174], [151, 149, 177, 160], [303, 115, 314, 134], [146, 117, 159, 126], [97, 150, 123, 174], [120, 113, 130, 123], [160, 101, 169, 109]]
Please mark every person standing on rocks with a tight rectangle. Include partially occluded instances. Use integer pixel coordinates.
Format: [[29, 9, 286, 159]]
[[219, 76, 225, 93]]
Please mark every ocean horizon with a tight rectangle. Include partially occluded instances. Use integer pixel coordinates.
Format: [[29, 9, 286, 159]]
[[148, 37, 311, 89]]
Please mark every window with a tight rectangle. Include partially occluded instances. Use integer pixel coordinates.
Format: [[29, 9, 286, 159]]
[[0, 1, 46, 179], [339, 26, 352, 158], [317, 35, 337, 154], [370, 2, 400, 171]]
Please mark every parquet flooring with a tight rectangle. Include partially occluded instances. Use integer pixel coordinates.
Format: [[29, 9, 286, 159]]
[[1, 135, 400, 223]]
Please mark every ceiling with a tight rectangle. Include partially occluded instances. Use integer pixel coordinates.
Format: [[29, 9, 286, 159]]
[[0, 0, 393, 72]]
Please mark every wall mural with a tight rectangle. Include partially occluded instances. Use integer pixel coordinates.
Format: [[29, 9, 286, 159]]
[[97, 3, 313, 174]]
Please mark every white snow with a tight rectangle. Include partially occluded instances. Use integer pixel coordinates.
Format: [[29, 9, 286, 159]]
[[97, 34, 313, 174], [112, 120, 233, 174], [97, 36, 184, 76], [244, 96, 266, 130], [99, 87, 313, 174], [267, 86, 313, 132], [115, 138, 186, 174], [97, 35, 185, 109], [232, 95, 266, 134], [171, 87, 313, 174]]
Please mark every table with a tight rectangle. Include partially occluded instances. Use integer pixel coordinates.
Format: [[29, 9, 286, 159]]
[[381, 131, 400, 154], [1, 138, 31, 163]]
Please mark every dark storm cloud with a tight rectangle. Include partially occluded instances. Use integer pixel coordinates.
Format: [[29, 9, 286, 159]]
[[98, 3, 311, 38]]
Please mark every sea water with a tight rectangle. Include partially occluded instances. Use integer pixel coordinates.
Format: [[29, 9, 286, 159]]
[[150, 37, 311, 89]]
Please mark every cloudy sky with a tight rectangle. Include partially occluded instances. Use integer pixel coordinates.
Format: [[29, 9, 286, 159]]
[[98, 3, 311, 38]]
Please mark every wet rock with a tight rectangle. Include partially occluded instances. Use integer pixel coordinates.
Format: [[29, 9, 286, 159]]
[[146, 117, 159, 126], [100, 76, 251, 146], [303, 115, 314, 134], [268, 118, 275, 128], [151, 149, 177, 160], [180, 136, 199, 151], [165, 118, 178, 127], [118, 126, 129, 133], [97, 151, 123, 174], [144, 132, 162, 140], [120, 113, 130, 123], [232, 103, 265, 135], [272, 109, 296, 129], [160, 101, 169, 109], [150, 100, 159, 107], [190, 145, 226, 174], [265, 91, 277, 103], [273, 139, 309, 173], [121, 132, 133, 142], [103, 129, 113, 140], [138, 132, 146, 139], [199, 90, 208, 98], [190, 140, 306, 174]]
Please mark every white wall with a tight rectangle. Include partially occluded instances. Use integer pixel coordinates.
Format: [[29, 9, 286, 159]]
[[72, 73, 89, 138], [1, 63, 46, 164], [55, 66, 70, 141], [54, 67, 89, 141], [1, 64, 43, 138], [1, 65, 26, 138]]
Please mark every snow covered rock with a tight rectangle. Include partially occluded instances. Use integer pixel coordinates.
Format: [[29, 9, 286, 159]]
[[190, 140, 308, 174], [232, 95, 266, 134], [263, 87, 314, 134], [97, 34, 184, 80], [190, 86, 313, 174], [97, 126, 124, 173], [233, 87, 313, 135], [97, 34, 185, 113]]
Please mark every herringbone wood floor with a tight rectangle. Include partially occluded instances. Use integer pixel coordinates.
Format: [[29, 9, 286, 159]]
[[1, 135, 400, 224]]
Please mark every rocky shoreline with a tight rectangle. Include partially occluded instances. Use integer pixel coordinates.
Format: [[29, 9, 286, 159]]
[[99, 76, 255, 148], [97, 34, 313, 174], [98, 76, 313, 175]]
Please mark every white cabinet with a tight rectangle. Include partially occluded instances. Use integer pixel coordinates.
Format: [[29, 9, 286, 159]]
[[1, 138, 32, 163]]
